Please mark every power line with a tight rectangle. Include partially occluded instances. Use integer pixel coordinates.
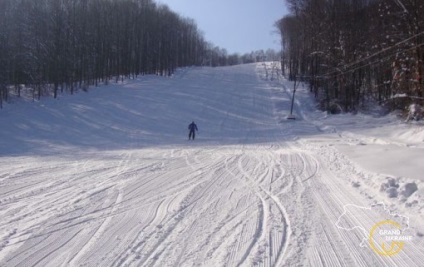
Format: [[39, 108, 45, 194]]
[[319, 31, 424, 78], [325, 42, 424, 78]]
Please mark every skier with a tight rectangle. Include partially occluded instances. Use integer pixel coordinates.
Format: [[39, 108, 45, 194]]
[[188, 121, 198, 140]]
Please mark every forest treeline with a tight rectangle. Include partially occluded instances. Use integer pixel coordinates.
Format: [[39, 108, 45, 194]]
[[0, 0, 278, 108], [277, 0, 424, 113]]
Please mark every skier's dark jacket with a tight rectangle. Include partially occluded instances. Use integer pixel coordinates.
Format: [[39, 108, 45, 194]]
[[188, 122, 198, 132]]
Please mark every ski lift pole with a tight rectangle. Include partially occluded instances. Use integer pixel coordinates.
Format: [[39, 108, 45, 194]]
[[287, 75, 297, 120]]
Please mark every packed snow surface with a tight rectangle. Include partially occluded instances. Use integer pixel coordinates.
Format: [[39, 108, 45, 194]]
[[0, 63, 423, 266]]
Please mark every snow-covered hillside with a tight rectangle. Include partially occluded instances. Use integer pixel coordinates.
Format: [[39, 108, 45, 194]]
[[0, 63, 423, 266]]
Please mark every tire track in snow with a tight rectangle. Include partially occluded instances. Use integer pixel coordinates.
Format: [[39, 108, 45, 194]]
[[68, 188, 123, 266], [221, 150, 291, 267], [113, 149, 230, 266], [110, 199, 167, 267], [3, 187, 114, 267]]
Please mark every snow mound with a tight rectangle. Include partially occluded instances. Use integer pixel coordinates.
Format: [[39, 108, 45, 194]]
[[396, 126, 424, 143]]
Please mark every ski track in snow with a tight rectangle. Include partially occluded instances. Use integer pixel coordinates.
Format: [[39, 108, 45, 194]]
[[0, 63, 423, 266]]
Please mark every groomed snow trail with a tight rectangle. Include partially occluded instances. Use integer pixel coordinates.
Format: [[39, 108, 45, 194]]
[[0, 64, 422, 266]]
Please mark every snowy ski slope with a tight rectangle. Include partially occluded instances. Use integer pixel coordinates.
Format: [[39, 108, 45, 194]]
[[0, 63, 423, 266]]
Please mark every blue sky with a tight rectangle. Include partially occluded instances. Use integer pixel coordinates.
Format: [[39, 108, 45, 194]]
[[157, 0, 287, 54]]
